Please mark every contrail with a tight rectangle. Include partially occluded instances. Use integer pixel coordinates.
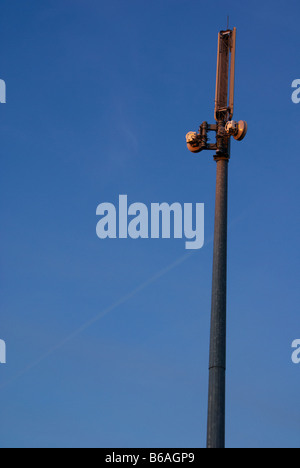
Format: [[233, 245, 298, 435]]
[[0, 251, 195, 389], [0, 212, 245, 390]]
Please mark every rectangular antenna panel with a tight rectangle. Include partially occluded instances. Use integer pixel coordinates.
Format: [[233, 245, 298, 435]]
[[214, 28, 237, 122]]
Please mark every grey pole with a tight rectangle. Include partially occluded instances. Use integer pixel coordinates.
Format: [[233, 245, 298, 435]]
[[207, 156, 228, 449], [185, 26, 247, 449]]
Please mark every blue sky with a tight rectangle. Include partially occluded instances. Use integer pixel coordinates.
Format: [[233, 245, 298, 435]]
[[0, 0, 299, 448]]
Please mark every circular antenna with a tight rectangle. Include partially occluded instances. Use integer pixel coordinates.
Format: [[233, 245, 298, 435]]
[[234, 121, 248, 141], [187, 143, 202, 153], [186, 132, 202, 153]]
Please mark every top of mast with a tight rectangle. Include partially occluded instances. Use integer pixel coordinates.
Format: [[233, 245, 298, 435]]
[[186, 27, 247, 158], [214, 27, 237, 122]]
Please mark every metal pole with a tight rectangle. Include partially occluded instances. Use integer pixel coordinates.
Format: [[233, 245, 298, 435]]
[[185, 26, 247, 449], [207, 157, 228, 449]]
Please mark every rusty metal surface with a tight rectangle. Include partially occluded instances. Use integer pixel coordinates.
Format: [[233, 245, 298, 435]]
[[215, 31, 231, 122], [207, 158, 228, 449], [229, 28, 237, 120]]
